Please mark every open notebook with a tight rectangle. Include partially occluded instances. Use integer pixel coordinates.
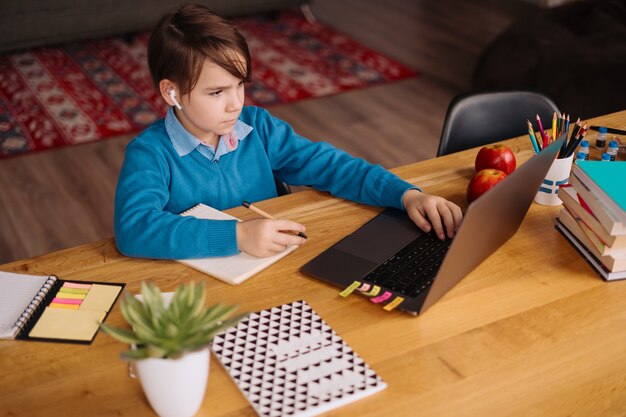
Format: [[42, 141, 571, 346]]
[[179, 204, 297, 285]]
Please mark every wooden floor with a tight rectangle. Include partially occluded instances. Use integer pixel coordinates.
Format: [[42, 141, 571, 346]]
[[0, 0, 536, 264]]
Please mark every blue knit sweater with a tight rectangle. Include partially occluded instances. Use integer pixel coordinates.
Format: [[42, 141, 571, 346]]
[[114, 106, 416, 259]]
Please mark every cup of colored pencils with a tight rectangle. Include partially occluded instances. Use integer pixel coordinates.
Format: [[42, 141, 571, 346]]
[[526, 112, 587, 158], [531, 112, 585, 205]]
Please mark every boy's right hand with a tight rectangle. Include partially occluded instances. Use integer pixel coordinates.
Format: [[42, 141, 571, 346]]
[[236, 219, 307, 258]]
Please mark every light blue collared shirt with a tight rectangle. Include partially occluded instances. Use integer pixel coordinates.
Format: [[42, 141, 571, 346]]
[[164, 107, 253, 161]]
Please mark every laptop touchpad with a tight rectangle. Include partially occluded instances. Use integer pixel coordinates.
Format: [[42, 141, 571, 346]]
[[334, 208, 420, 263]]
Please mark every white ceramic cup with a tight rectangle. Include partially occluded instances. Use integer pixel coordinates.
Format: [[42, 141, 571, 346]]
[[135, 347, 210, 417], [534, 154, 574, 206]]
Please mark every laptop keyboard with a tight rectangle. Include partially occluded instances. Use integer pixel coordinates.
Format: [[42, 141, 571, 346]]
[[364, 231, 452, 298]]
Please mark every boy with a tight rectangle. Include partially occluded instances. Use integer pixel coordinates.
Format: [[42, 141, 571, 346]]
[[114, 4, 462, 259]]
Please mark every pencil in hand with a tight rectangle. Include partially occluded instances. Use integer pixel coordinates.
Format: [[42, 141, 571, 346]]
[[241, 201, 308, 239]]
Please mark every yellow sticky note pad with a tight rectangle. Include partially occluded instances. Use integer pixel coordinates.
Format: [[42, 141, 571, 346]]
[[28, 308, 105, 341], [54, 292, 86, 300], [80, 284, 122, 311]]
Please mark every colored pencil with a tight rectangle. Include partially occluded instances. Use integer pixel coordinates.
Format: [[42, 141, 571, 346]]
[[568, 118, 581, 150], [536, 114, 546, 146], [241, 201, 307, 239], [563, 123, 587, 158], [527, 120, 541, 154], [550, 112, 556, 148]]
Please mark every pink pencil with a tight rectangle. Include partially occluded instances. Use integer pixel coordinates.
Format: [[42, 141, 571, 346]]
[[536, 114, 546, 147]]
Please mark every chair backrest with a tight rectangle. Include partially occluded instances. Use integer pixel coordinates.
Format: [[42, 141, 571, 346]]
[[274, 176, 292, 196], [437, 90, 560, 157]]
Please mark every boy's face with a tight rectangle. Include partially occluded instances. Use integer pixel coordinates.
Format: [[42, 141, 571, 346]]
[[174, 57, 246, 147]]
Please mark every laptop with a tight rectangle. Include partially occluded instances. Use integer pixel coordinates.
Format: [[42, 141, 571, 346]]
[[301, 135, 565, 315]]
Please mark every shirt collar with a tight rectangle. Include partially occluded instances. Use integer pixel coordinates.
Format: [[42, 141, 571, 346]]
[[164, 107, 253, 159]]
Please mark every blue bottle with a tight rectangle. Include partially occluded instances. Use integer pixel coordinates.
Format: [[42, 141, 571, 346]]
[[578, 140, 590, 160], [607, 140, 618, 161]]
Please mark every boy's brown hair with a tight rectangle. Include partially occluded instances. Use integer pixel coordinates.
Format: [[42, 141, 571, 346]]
[[148, 4, 251, 95]]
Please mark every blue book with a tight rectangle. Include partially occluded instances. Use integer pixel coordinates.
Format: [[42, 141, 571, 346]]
[[573, 161, 626, 220]]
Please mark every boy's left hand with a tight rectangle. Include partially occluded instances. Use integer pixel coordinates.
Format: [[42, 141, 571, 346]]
[[402, 189, 463, 240]]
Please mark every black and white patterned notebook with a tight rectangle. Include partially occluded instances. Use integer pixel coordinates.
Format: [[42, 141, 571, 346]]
[[212, 300, 386, 417]]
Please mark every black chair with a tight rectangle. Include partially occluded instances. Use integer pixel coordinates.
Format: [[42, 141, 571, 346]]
[[436, 90, 560, 157], [274, 176, 292, 196]]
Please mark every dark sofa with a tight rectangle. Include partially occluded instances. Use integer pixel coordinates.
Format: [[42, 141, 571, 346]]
[[472, 0, 626, 119]]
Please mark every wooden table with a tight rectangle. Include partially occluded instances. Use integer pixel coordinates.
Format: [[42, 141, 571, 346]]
[[1, 111, 625, 417]]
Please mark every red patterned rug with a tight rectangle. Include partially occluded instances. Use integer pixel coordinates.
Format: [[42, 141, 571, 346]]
[[0, 12, 415, 158]]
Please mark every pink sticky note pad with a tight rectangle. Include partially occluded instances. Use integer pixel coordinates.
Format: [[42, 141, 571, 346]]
[[52, 297, 83, 305], [63, 282, 93, 290]]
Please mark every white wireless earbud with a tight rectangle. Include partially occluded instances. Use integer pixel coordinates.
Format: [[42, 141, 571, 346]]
[[169, 90, 182, 110]]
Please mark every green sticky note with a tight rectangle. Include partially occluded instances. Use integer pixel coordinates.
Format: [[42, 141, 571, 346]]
[[58, 287, 89, 295]]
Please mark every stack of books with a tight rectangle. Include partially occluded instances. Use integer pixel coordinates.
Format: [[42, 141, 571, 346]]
[[555, 161, 626, 281]]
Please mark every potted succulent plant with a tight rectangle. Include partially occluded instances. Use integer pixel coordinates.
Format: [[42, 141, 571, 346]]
[[101, 281, 244, 417]]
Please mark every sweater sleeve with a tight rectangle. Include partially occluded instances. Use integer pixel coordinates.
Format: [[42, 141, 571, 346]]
[[113, 139, 239, 259], [256, 108, 419, 210]]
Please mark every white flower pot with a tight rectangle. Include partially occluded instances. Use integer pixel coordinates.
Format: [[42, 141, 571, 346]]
[[134, 347, 210, 417]]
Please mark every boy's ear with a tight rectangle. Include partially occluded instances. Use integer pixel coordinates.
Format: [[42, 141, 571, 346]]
[[159, 79, 179, 107]]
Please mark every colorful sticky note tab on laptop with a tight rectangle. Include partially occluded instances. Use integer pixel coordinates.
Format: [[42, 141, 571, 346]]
[[383, 296, 405, 311], [339, 281, 362, 297], [371, 291, 393, 304], [362, 285, 381, 297]]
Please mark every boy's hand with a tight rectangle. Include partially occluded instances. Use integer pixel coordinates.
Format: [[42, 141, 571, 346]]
[[402, 189, 463, 240], [236, 219, 307, 258]]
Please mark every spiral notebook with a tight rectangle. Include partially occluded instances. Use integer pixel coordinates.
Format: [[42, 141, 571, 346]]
[[0, 271, 124, 343], [212, 300, 386, 417], [179, 204, 298, 285]]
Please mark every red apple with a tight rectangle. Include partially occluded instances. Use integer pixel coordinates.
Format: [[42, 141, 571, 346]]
[[475, 144, 516, 175], [467, 169, 508, 203]]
